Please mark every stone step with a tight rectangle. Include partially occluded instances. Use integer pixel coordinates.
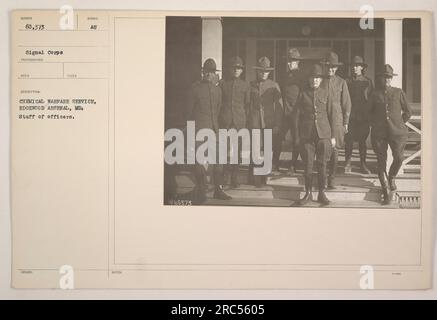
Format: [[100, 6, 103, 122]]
[[266, 175, 421, 192], [203, 197, 400, 208], [177, 185, 393, 203], [175, 169, 421, 190]]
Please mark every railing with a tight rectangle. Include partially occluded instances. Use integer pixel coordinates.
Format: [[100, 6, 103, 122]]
[[399, 115, 421, 175]]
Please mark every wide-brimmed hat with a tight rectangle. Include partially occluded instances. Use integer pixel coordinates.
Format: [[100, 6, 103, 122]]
[[376, 64, 398, 77], [287, 48, 303, 61], [321, 51, 343, 66], [202, 58, 220, 72], [350, 55, 368, 68], [229, 56, 244, 68], [253, 56, 275, 71], [309, 64, 326, 78]]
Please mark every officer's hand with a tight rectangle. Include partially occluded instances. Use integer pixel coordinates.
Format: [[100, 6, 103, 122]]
[[344, 124, 348, 134], [331, 138, 336, 148]]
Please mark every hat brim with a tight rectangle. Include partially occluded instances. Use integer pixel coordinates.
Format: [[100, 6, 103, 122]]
[[376, 72, 398, 77], [253, 66, 275, 71], [321, 61, 343, 66], [351, 62, 368, 68], [202, 68, 221, 72], [288, 57, 305, 61]]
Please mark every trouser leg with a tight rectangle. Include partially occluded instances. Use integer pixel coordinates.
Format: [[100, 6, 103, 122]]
[[249, 129, 266, 187], [371, 135, 388, 175], [344, 133, 353, 161], [359, 140, 371, 174], [388, 136, 407, 177], [327, 147, 338, 188], [371, 135, 391, 204], [272, 132, 282, 170], [316, 138, 331, 205], [228, 135, 242, 187], [298, 140, 315, 205], [344, 133, 353, 173], [192, 163, 208, 204], [387, 135, 407, 191]]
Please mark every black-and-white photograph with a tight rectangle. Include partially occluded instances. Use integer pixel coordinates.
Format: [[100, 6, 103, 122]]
[[164, 16, 421, 209]]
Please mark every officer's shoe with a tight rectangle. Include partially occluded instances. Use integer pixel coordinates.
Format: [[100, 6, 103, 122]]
[[388, 175, 397, 191], [317, 191, 331, 206], [360, 162, 372, 175], [327, 177, 336, 190], [298, 190, 313, 206], [381, 187, 392, 205], [344, 160, 352, 174], [213, 186, 232, 200]]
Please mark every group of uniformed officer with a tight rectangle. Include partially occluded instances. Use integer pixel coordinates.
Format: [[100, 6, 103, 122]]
[[187, 48, 411, 206]]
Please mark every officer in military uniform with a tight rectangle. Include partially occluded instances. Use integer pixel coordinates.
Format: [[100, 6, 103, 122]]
[[281, 48, 304, 175], [294, 64, 333, 206], [186, 58, 232, 203], [248, 56, 284, 187], [321, 52, 351, 189], [369, 64, 411, 205], [219, 56, 251, 188], [345, 56, 374, 174]]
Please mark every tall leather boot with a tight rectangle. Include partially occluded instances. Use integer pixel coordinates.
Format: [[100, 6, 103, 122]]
[[388, 175, 397, 191], [298, 175, 313, 206], [359, 143, 371, 174], [213, 185, 232, 200], [193, 165, 208, 204], [327, 149, 338, 189], [288, 150, 299, 175], [378, 172, 391, 205], [344, 157, 352, 174], [317, 165, 331, 205], [344, 140, 353, 174]]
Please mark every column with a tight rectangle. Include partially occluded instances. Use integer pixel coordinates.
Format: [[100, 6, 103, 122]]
[[364, 37, 375, 149], [384, 18, 403, 174], [363, 37, 375, 83], [201, 17, 222, 79], [246, 38, 257, 82], [385, 18, 403, 87]]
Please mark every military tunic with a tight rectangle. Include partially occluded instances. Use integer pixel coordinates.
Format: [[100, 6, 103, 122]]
[[369, 86, 412, 176], [186, 80, 222, 131], [186, 79, 224, 188], [219, 78, 250, 130], [295, 84, 333, 186], [219, 78, 251, 183], [326, 74, 352, 148], [248, 78, 284, 169], [346, 75, 373, 141], [281, 70, 303, 147]]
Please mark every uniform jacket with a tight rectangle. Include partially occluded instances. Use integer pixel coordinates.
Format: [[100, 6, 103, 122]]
[[346, 75, 373, 123], [369, 86, 412, 138], [219, 78, 250, 129], [295, 84, 333, 141], [325, 75, 351, 146], [248, 79, 284, 129], [186, 80, 222, 131], [282, 70, 303, 116]]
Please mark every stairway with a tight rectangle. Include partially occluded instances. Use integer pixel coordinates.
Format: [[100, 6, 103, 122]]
[[169, 165, 421, 209]]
